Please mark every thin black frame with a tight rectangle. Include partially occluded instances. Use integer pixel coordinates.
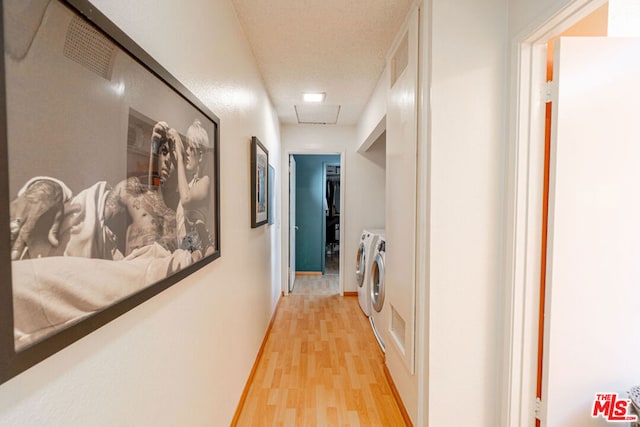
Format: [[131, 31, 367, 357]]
[[251, 136, 269, 228], [0, 0, 221, 384]]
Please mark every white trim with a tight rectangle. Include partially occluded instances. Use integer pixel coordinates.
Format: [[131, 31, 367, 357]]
[[501, 38, 546, 427], [281, 149, 346, 296], [416, 0, 431, 425], [502, 0, 607, 425]]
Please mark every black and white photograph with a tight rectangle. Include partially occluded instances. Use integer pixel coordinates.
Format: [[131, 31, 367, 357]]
[[0, 0, 220, 382], [251, 136, 268, 228]]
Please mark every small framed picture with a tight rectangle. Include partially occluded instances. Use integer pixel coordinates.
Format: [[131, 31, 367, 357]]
[[251, 137, 269, 228], [268, 164, 275, 225]]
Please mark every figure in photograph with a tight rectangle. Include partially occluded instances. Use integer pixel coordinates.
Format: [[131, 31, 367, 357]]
[[9, 119, 215, 261], [10, 123, 177, 262], [161, 119, 214, 259], [105, 121, 179, 258], [8, 118, 214, 350]]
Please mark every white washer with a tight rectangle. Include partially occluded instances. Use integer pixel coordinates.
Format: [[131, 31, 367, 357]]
[[369, 233, 387, 352], [355, 229, 382, 317]]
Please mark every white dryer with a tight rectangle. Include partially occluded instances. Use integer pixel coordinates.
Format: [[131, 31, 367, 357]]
[[355, 229, 382, 317], [369, 233, 387, 352]]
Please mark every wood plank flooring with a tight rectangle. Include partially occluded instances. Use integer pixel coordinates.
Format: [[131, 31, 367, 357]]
[[233, 275, 406, 426]]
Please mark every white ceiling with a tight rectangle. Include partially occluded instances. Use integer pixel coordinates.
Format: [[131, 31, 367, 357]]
[[231, 0, 412, 126]]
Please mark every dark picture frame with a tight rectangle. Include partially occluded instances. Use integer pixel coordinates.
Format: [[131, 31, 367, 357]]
[[251, 137, 269, 228], [0, 0, 221, 384]]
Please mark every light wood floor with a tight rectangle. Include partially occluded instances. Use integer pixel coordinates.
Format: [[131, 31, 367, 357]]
[[325, 249, 339, 276], [233, 275, 407, 426]]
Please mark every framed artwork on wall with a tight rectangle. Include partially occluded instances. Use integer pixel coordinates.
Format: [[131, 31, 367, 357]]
[[268, 164, 275, 225], [251, 136, 269, 228], [0, 0, 221, 384]]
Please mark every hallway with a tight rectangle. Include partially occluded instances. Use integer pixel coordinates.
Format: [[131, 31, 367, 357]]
[[233, 275, 406, 426]]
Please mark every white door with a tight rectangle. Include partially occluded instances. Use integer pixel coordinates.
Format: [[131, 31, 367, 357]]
[[289, 155, 297, 292], [385, 8, 419, 374], [542, 37, 640, 426]]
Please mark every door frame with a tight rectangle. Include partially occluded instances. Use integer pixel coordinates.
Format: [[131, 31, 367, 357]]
[[288, 155, 297, 292], [501, 0, 607, 425], [281, 149, 346, 296]]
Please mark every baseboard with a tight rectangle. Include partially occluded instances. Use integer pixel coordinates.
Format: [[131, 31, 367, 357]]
[[383, 364, 414, 427], [230, 295, 283, 426], [295, 271, 322, 276], [343, 291, 357, 297]]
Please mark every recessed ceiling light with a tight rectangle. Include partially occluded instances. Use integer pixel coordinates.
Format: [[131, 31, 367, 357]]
[[303, 92, 326, 103]]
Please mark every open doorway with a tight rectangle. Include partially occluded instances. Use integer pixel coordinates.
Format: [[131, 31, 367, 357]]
[[534, 5, 608, 426], [504, 1, 640, 425], [287, 153, 344, 295], [324, 163, 340, 276]]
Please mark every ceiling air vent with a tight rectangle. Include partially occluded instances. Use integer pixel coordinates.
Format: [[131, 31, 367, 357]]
[[295, 104, 340, 125], [391, 32, 408, 88], [64, 15, 116, 80]]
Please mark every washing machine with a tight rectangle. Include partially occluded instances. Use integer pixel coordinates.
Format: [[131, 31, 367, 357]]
[[369, 233, 387, 352], [355, 229, 382, 317]]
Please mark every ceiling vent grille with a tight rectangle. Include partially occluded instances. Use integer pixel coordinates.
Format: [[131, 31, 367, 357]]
[[64, 16, 116, 80], [295, 104, 341, 125], [391, 32, 408, 88]]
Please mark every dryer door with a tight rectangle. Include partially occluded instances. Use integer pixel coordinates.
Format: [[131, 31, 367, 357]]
[[371, 253, 385, 312], [355, 242, 366, 287]]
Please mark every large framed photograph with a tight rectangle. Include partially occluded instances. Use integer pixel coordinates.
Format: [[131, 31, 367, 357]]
[[251, 137, 268, 228], [0, 0, 220, 383]]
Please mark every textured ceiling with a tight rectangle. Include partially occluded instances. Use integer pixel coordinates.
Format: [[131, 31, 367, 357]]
[[231, 0, 412, 125]]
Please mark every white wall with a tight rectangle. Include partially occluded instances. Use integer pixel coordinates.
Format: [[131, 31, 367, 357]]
[[423, 0, 508, 425], [356, 67, 389, 152], [280, 125, 385, 294], [0, 0, 281, 425]]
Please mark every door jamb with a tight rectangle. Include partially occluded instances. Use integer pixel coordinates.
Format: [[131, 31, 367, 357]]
[[281, 150, 346, 296], [502, 0, 606, 425]]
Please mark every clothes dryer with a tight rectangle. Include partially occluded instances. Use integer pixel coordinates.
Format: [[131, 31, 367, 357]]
[[369, 233, 387, 352], [355, 229, 381, 317]]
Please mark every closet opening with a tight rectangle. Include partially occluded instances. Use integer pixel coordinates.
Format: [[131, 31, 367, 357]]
[[324, 163, 340, 276]]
